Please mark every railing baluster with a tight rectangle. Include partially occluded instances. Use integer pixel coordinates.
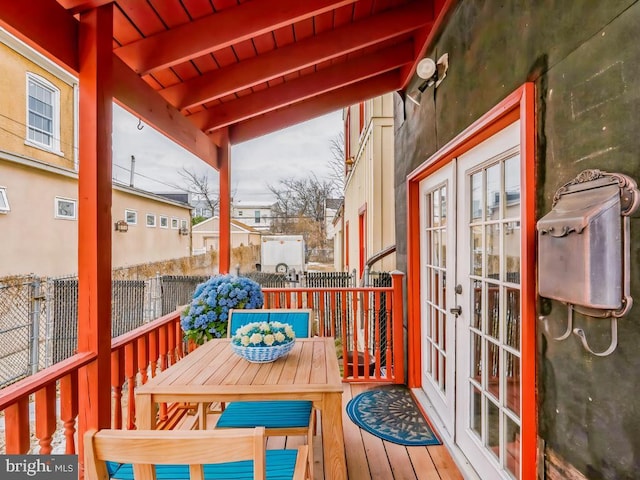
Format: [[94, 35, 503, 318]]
[[175, 319, 184, 359], [167, 322, 176, 366], [5, 397, 30, 454], [158, 325, 168, 422], [137, 337, 149, 385], [60, 372, 78, 454], [124, 342, 137, 429], [149, 330, 158, 378], [374, 291, 382, 380], [35, 383, 57, 454]]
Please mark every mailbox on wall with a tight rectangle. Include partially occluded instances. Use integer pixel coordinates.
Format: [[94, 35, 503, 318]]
[[537, 169, 639, 356]]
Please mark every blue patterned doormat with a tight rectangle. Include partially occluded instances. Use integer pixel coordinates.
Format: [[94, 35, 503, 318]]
[[346, 385, 442, 446]]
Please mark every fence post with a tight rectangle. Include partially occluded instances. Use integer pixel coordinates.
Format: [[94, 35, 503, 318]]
[[30, 278, 42, 375], [390, 271, 404, 384]]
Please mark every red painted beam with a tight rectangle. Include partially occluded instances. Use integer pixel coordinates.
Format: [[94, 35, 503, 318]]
[[227, 71, 402, 144], [218, 130, 231, 274], [115, 0, 358, 75], [112, 57, 220, 168], [0, 0, 78, 72], [58, 0, 113, 15], [76, 3, 114, 459], [161, 1, 433, 111], [191, 41, 414, 131]]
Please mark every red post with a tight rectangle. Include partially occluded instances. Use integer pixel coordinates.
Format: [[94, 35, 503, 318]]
[[218, 128, 231, 274], [391, 271, 405, 384], [76, 3, 113, 468]]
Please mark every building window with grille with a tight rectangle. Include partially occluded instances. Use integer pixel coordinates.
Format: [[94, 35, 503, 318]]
[[254, 210, 260, 223], [0, 187, 9, 214], [26, 73, 61, 154]]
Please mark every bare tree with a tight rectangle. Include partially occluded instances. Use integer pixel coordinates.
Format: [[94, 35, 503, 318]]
[[174, 167, 219, 219], [327, 132, 346, 193], [268, 174, 336, 249]]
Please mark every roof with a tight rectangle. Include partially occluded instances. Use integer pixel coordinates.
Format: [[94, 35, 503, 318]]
[[1, 1, 447, 170], [325, 198, 343, 210], [192, 215, 261, 233]]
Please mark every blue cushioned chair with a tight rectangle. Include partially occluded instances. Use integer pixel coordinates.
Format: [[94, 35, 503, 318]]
[[218, 309, 315, 479], [85, 427, 308, 480]]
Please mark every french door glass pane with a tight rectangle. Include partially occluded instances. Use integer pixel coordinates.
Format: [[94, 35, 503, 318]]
[[467, 153, 522, 476]]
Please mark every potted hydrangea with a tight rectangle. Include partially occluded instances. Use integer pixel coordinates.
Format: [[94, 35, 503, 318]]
[[180, 274, 264, 345]]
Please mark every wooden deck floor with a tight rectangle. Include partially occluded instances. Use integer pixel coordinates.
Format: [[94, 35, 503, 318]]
[[191, 383, 464, 480]]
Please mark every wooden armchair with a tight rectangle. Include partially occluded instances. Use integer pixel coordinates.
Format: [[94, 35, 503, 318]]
[[84, 427, 308, 480]]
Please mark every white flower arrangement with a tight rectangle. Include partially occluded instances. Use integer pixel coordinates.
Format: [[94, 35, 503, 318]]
[[231, 321, 296, 347]]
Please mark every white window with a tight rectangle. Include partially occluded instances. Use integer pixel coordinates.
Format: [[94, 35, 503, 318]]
[[146, 214, 156, 227], [125, 209, 137, 225], [238, 211, 243, 216], [0, 187, 9, 213], [171, 218, 179, 229], [254, 210, 261, 223], [181, 219, 188, 230], [26, 73, 61, 153], [159, 216, 168, 228], [55, 197, 76, 219]]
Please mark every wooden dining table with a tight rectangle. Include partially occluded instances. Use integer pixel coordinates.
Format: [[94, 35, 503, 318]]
[[135, 336, 347, 480]]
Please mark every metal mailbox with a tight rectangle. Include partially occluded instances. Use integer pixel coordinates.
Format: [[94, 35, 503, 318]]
[[537, 169, 639, 356], [537, 182, 622, 309]]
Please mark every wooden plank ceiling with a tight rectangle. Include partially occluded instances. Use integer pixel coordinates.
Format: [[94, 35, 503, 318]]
[[1, 0, 443, 165]]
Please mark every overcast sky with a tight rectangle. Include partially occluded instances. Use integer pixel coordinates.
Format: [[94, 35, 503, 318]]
[[112, 104, 343, 202]]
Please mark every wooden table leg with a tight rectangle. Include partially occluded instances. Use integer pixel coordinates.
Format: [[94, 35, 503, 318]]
[[135, 394, 155, 430], [321, 391, 347, 480]]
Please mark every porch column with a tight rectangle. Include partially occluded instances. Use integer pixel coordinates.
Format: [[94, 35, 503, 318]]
[[218, 129, 231, 274], [76, 3, 113, 461]]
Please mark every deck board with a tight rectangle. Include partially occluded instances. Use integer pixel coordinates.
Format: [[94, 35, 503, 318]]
[[177, 383, 464, 479]]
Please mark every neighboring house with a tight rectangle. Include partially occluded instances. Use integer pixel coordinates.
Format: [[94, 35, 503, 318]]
[[324, 198, 342, 241], [231, 200, 274, 231], [191, 216, 261, 254], [339, 94, 397, 279], [0, 28, 191, 278]]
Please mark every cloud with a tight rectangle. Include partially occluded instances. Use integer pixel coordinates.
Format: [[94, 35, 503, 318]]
[[112, 105, 343, 201]]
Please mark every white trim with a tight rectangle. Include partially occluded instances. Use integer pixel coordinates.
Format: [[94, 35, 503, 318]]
[[0, 27, 77, 86], [171, 217, 179, 229], [54, 196, 76, 220], [146, 213, 157, 227], [125, 209, 137, 225], [159, 215, 169, 228], [0, 186, 10, 213], [25, 72, 63, 155]]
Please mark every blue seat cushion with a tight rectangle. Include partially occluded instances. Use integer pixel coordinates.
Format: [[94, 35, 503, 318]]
[[216, 401, 313, 429], [106, 449, 298, 480]]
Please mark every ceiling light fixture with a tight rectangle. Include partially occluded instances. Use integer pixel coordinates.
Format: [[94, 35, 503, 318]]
[[406, 53, 449, 106]]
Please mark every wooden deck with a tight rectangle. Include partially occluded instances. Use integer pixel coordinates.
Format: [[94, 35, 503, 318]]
[[187, 383, 464, 480]]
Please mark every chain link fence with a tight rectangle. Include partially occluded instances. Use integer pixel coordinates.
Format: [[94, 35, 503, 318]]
[[0, 269, 389, 388]]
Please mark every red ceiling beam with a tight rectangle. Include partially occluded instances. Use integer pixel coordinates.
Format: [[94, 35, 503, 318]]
[[112, 57, 220, 169], [115, 0, 358, 75], [227, 71, 403, 144], [57, 0, 114, 15], [191, 41, 415, 132], [0, 0, 78, 72], [162, 1, 433, 111]]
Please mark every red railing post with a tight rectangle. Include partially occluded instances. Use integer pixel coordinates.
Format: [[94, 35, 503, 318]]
[[391, 271, 405, 384]]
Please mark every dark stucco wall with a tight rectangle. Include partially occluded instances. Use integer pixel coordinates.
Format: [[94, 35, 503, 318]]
[[394, 1, 640, 478]]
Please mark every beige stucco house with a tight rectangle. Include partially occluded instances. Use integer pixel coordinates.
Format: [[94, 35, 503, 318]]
[[192, 216, 261, 254], [337, 94, 397, 279], [0, 27, 192, 278]]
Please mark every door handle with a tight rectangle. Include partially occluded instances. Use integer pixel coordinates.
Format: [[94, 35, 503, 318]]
[[450, 306, 462, 316]]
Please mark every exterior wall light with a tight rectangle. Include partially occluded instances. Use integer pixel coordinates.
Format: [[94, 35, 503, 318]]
[[407, 53, 449, 106], [114, 220, 129, 232]]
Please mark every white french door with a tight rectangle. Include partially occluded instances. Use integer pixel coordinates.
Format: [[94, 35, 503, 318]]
[[420, 121, 523, 480], [419, 164, 456, 438]]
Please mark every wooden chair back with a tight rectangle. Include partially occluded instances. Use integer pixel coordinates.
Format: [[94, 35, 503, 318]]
[[227, 309, 312, 338], [85, 427, 308, 480]]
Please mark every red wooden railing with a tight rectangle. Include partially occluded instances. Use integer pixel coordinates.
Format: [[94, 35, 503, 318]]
[[264, 271, 404, 384], [0, 310, 184, 455], [0, 274, 404, 462]]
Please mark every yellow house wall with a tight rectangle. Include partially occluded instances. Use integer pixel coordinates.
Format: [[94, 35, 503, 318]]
[[343, 94, 396, 277], [0, 39, 76, 170]]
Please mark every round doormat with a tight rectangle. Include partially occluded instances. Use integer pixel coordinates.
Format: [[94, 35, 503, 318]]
[[346, 385, 441, 446]]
